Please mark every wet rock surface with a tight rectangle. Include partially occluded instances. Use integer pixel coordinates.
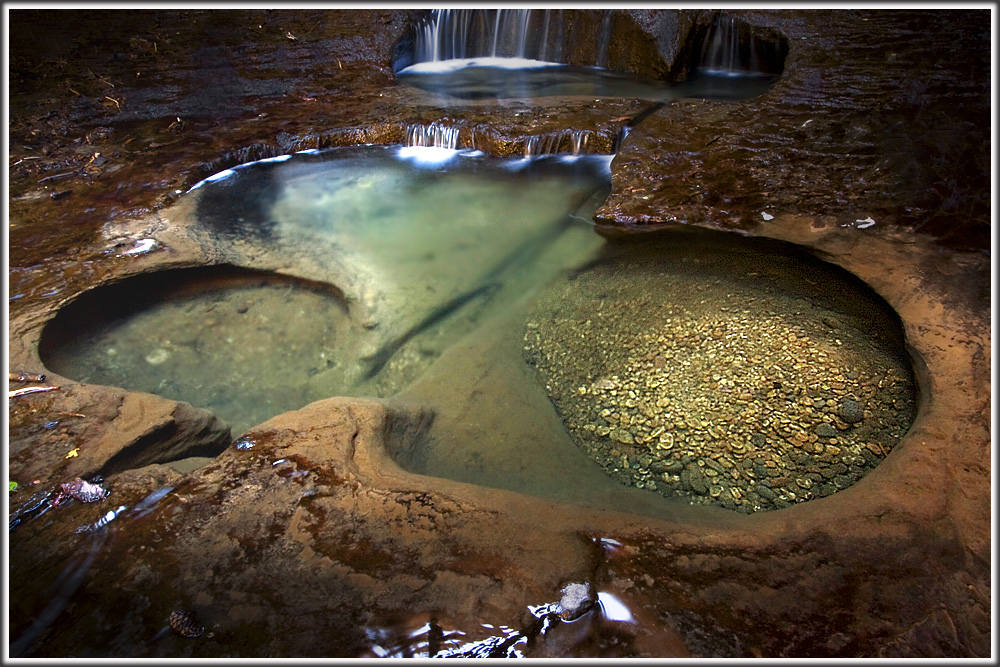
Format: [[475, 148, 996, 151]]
[[7, 9, 991, 659], [600, 10, 990, 251]]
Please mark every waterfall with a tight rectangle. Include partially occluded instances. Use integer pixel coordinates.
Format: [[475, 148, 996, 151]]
[[595, 10, 614, 68], [414, 9, 482, 62], [406, 122, 461, 149], [412, 8, 571, 64], [612, 126, 631, 153], [490, 9, 532, 58], [523, 134, 556, 157], [523, 130, 592, 157], [698, 14, 762, 77]]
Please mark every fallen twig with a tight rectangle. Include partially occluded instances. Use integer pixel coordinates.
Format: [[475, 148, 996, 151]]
[[9, 372, 46, 383], [88, 69, 116, 88], [38, 172, 75, 183], [9, 386, 57, 398]]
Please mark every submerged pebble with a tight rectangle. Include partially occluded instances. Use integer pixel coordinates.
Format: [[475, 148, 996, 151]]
[[837, 398, 865, 424], [522, 244, 916, 514]]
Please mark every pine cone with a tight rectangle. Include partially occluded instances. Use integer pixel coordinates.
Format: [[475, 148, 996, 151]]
[[169, 610, 205, 638]]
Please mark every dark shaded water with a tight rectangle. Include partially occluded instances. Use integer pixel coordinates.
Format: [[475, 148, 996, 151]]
[[396, 58, 778, 102]]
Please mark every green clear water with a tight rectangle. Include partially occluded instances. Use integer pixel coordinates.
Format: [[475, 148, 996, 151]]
[[43, 147, 612, 433], [40, 269, 357, 437]]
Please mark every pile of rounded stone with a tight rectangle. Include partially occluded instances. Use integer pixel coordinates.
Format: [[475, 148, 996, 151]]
[[524, 261, 916, 514]]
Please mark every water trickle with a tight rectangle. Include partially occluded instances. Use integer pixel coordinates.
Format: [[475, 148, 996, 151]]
[[696, 14, 775, 78], [595, 9, 614, 68], [360, 584, 652, 658], [612, 126, 632, 153], [406, 122, 462, 149], [521, 130, 591, 158]]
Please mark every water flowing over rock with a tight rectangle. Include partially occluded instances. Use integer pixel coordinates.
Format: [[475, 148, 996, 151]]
[[409, 8, 600, 65], [405, 121, 462, 149]]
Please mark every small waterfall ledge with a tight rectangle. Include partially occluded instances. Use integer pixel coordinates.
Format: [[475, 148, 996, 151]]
[[403, 122, 625, 158]]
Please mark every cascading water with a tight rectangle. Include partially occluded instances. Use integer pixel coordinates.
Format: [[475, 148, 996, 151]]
[[595, 9, 614, 68], [412, 8, 571, 64], [491, 8, 531, 60], [698, 14, 760, 77], [401, 123, 601, 159], [522, 130, 590, 158], [396, 9, 786, 103], [612, 126, 632, 153], [679, 13, 786, 99], [406, 122, 461, 149]]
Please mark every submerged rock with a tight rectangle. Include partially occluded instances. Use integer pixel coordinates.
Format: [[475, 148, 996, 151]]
[[60, 477, 109, 503], [837, 398, 865, 424], [558, 582, 595, 621]]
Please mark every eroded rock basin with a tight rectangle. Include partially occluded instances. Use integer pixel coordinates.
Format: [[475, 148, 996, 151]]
[[524, 229, 917, 513], [38, 265, 355, 437], [7, 8, 990, 659], [29, 147, 917, 518], [8, 163, 989, 659]]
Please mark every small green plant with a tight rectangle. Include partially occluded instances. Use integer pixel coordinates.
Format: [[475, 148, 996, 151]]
[[9, 481, 18, 492]]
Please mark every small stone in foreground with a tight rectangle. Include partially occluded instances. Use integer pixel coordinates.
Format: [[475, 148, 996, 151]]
[[814, 422, 838, 438], [838, 399, 864, 424]]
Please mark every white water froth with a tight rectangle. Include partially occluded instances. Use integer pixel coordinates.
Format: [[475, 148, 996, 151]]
[[187, 154, 292, 192], [400, 57, 565, 75], [597, 592, 635, 623], [395, 145, 464, 165], [188, 168, 235, 191]]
